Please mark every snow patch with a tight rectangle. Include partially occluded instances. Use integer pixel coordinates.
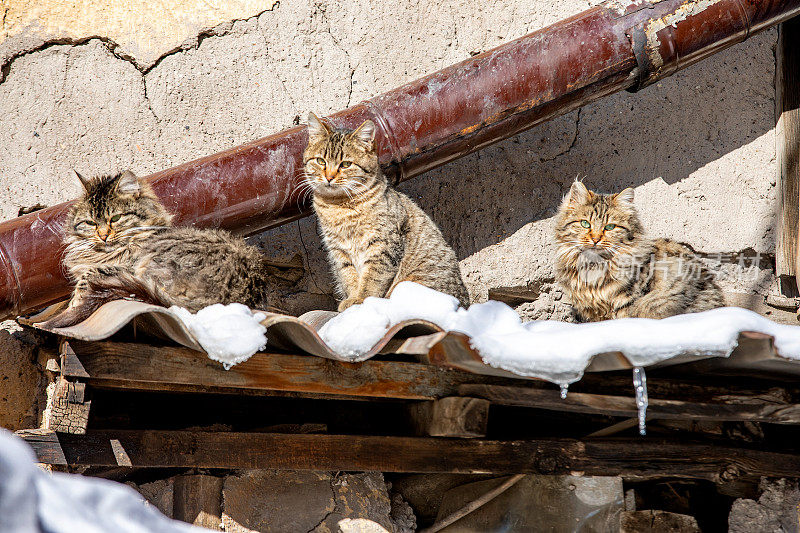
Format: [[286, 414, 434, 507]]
[[318, 282, 461, 360], [317, 282, 800, 385], [170, 303, 267, 369]]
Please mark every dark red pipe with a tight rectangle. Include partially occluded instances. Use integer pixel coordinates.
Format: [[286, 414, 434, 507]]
[[2, 0, 799, 318]]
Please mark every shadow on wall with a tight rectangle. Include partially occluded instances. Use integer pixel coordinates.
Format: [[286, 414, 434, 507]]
[[264, 30, 779, 310], [399, 30, 777, 262]]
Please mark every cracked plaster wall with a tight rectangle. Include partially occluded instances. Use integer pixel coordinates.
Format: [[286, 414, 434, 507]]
[[0, 1, 783, 425]]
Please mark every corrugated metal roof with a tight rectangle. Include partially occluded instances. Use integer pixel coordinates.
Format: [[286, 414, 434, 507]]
[[20, 300, 800, 380]]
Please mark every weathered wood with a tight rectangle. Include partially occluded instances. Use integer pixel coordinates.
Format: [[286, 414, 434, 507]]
[[409, 397, 490, 438], [576, 374, 795, 402], [64, 340, 526, 401], [15, 429, 67, 465], [777, 17, 800, 287], [173, 474, 223, 529], [459, 384, 800, 425], [41, 377, 91, 435], [61, 341, 89, 378], [17, 429, 800, 481]]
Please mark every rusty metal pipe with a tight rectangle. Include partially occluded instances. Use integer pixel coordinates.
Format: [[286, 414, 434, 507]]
[[1, 0, 798, 318]]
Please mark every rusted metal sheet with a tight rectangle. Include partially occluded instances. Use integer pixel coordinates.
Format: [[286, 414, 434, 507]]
[[3, 0, 800, 318]]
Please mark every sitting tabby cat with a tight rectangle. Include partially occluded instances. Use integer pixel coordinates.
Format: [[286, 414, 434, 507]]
[[554, 181, 724, 321], [304, 113, 469, 310], [44, 170, 271, 327]]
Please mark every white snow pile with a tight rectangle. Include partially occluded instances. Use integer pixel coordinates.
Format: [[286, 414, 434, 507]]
[[170, 303, 267, 369], [318, 281, 800, 385], [318, 281, 462, 359], [0, 429, 202, 533]]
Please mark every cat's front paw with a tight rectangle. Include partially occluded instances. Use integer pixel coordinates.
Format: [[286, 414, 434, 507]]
[[338, 298, 362, 311]]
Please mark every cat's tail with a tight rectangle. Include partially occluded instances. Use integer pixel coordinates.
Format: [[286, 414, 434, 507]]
[[39, 273, 170, 329]]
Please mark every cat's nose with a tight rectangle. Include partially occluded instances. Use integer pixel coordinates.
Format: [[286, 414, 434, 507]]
[[590, 233, 602, 244], [324, 171, 335, 183], [96, 227, 110, 241]]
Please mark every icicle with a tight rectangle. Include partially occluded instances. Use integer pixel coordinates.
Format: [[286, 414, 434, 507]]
[[632, 366, 648, 436], [560, 384, 569, 400]]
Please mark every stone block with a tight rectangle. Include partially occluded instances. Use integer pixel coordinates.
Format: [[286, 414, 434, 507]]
[[222, 470, 396, 533], [620, 510, 700, 533]]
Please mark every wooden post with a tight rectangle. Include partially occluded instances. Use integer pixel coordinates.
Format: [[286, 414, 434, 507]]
[[41, 342, 91, 434], [409, 397, 490, 438], [777, 17, 800, 296]]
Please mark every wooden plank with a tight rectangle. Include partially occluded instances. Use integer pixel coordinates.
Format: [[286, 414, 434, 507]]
[[65, 340, 526, 401], [409, 397, 490, 438], [60, 341, 89, 378], [173, 474, 223, 529], [459, 384, 800, 425], [777, 17, 800, 288], [17, 429, 800, 481], [15, 429, 67, 465]]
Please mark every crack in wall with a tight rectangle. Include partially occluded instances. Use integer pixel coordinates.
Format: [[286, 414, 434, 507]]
[[313, 6, 355, 107], [142, 0, 280, 75], [1, 2, 284, 132], [0, 1, 281, 83], [540, 107, 581, 162]]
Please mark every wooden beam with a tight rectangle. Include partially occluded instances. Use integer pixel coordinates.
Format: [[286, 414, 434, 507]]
[[459, 385, 800, 425], [777, 16, 800, 293], [16, 429, 800, 481], [64, 340, 528, 401], [17, 429, 67, 465], [409, 397, 490, 438]]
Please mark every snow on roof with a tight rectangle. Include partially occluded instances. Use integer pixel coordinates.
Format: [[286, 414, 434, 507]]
[[23, 282, 800, 387]]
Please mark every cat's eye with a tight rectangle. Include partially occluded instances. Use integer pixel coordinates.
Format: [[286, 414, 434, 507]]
[[604, 223, 616, 231], [340, 161, 352, 169], [314, 157, 326, 167], [109, 214, 122, 223], [580, 220, 590, 228], [80, 220, 97, 227]]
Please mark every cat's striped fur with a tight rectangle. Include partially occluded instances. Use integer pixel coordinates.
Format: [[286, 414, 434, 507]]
[[45, 171, 271, 327], [554, 182, 724, 321], [303, 113, 469, 310]]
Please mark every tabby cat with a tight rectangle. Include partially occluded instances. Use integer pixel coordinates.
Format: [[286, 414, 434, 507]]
[[44, 170, 271, 327], [303, 113, 469, 310], [554, 181, 724, 321]]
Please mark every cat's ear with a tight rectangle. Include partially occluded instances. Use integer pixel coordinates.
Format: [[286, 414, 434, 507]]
[[614, 187, 635, 205], [73, 170, 92, 191], [307, 112, 331, 139], [567, 180, 591, 205], [116, 170, 141, 195], [351, 120, 376, 150]]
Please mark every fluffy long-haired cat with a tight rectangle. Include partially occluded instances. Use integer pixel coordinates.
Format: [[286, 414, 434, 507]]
[[43, 170, 271, 327], [554, 181, 724, 321], [303, 113, 469, 310]]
